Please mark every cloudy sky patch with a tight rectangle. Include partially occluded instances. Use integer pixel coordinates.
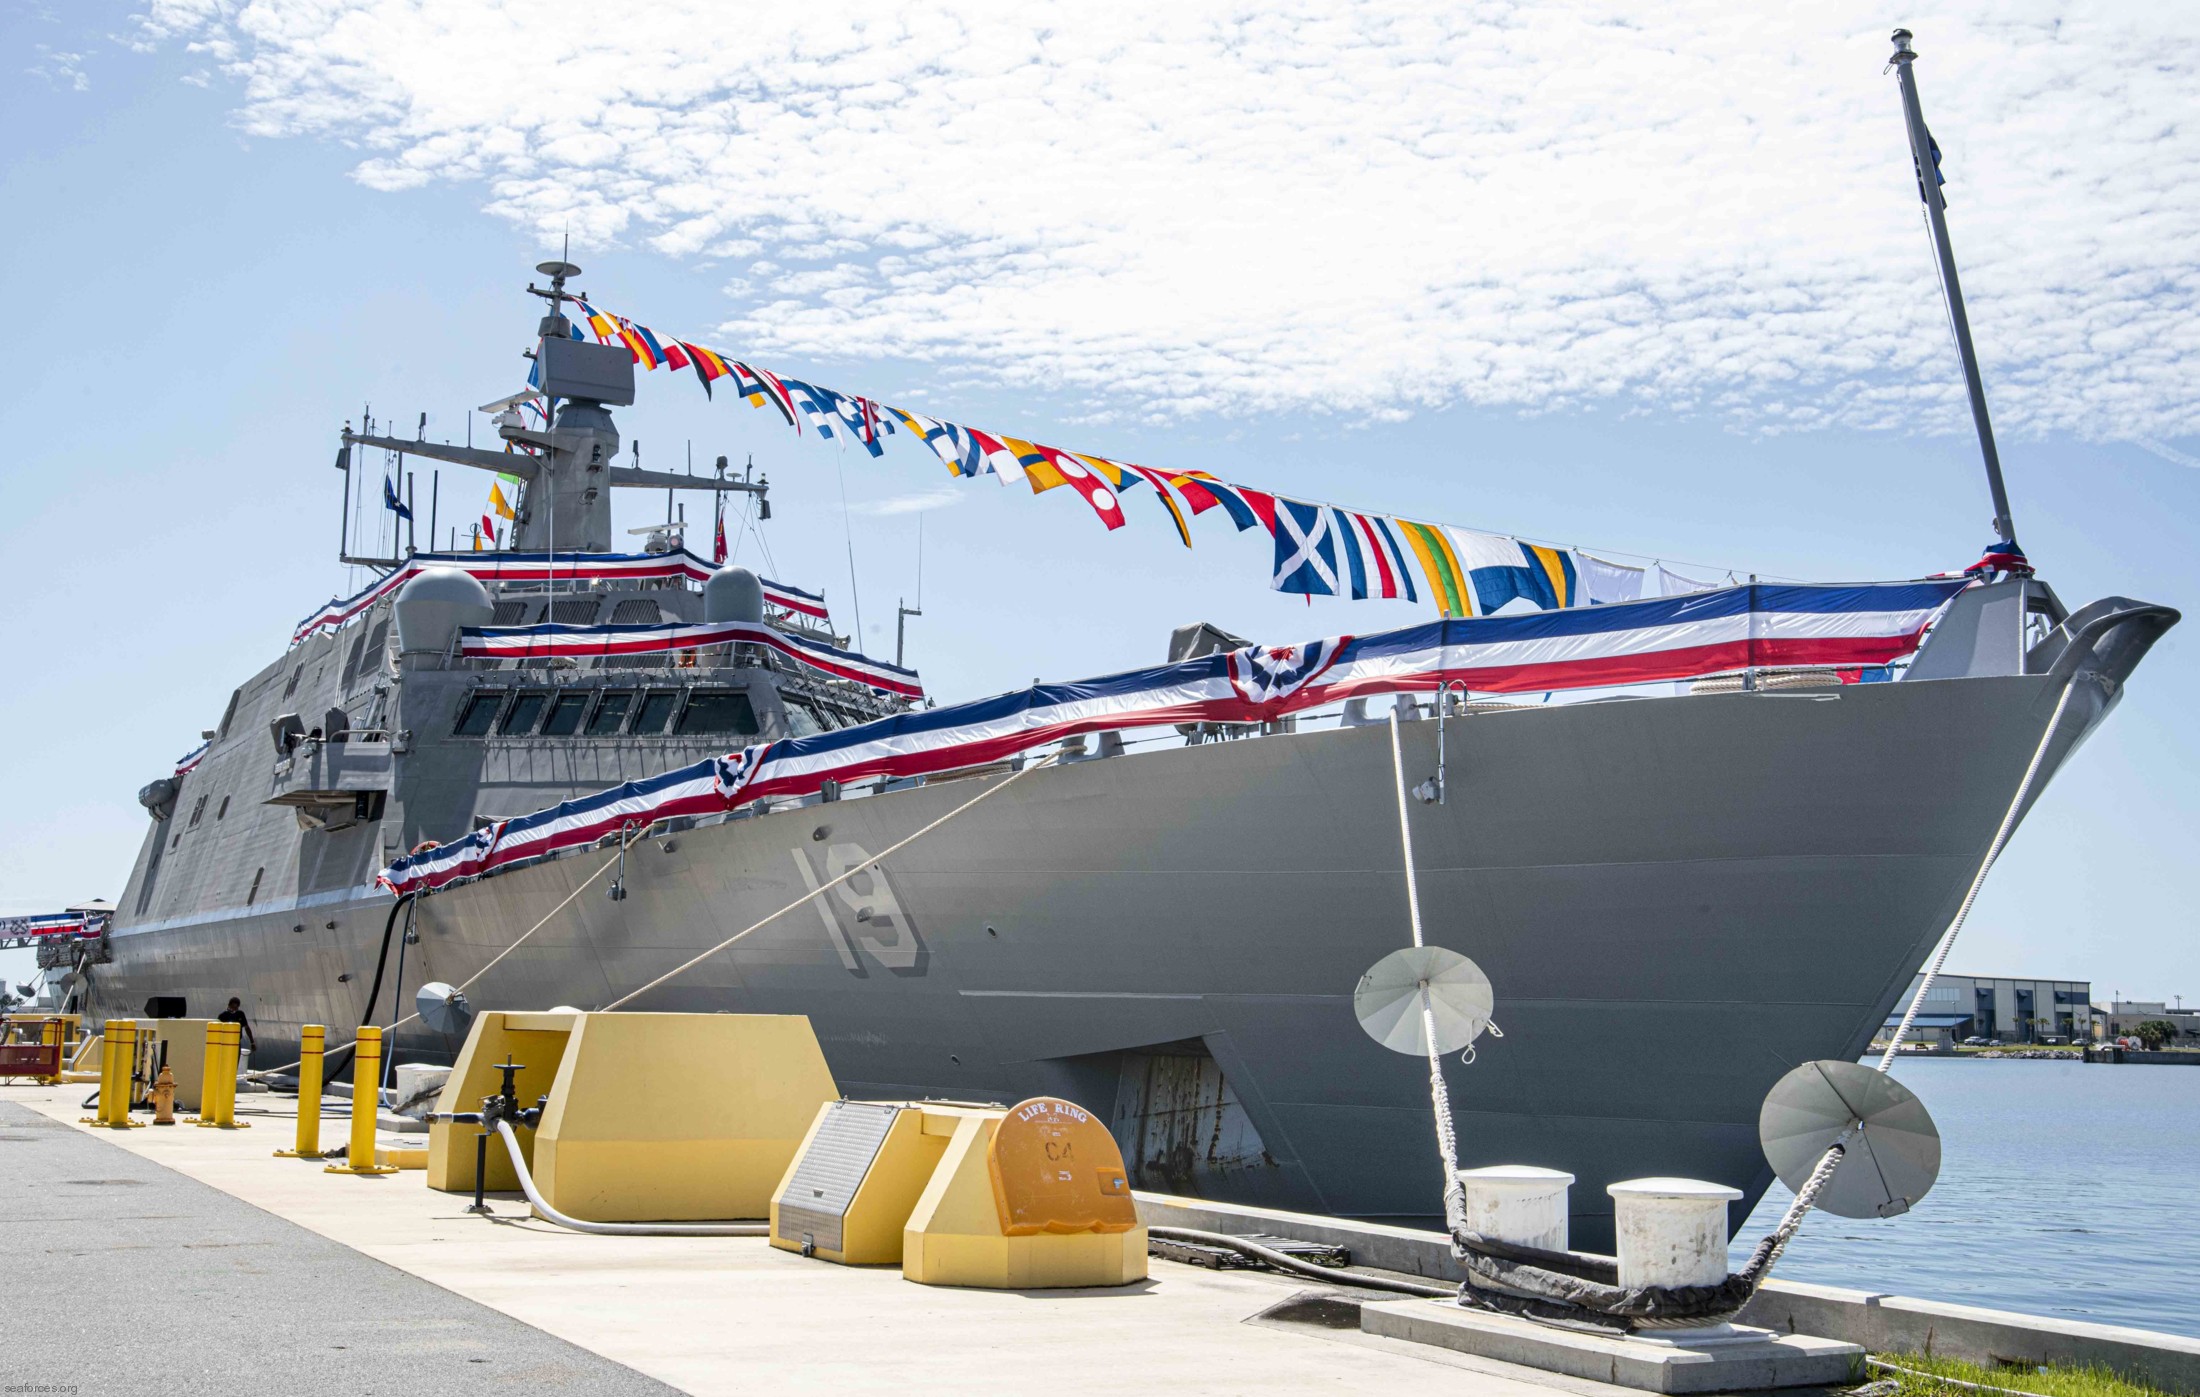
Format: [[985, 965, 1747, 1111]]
[[138, 1, 2200, 444]]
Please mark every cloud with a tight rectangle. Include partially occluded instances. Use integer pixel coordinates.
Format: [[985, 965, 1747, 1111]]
[[2128, 437, 2200, 470], [847, 486, 965, 517], [29, 45, 90, 91], [139, 1, 2200, 444]]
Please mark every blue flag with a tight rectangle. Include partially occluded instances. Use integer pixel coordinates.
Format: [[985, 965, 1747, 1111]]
[[1271, 498, 1339, 596], [383, 476, 412, 521]]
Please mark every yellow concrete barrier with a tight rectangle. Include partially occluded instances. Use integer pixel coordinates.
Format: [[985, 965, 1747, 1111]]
[[428, 1010, 837, 1221], [901, 1097, 1145, 1289], [191, 1022, 248, 1129], [325, 1026, 399, 1175], [274, 1025, 326, 1159]]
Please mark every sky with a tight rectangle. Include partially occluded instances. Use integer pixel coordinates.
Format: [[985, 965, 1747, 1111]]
[[2, 2, 2194, 1005]]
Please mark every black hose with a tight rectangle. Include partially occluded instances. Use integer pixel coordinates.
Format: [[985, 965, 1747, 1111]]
[[1146, 1226, 1454, 1298], [356, 893, 414, 1029]]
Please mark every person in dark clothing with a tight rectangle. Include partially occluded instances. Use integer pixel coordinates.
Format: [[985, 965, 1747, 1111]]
[[217, 997, 256, 1054]]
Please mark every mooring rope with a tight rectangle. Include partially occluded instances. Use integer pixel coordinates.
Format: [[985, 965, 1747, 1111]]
[[600, 755, 1057, 1011], [1877, 678, 2079, 1069], [247, 753, 1057, 1088], [1386, 707, 1470, 1238], [1445, 672, 2085, 1327], [247, 840, 628, 1079]]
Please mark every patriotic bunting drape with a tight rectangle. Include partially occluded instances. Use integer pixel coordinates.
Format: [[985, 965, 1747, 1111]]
[[0, 911, 107, 940], [292, 550, 830, 647], [459, 618, 924, 700], [379, 577, 1968, 896]]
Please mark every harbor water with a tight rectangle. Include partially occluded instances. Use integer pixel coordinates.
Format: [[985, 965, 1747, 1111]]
[[1734, 1057, 2200, 1340]]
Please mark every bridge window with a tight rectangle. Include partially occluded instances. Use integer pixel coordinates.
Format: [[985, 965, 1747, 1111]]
[[678, 691, 759, 736], [784, 700, 824, 738], [587, 691, 634, 736], [542, 692, 590, 736], [634, 691, 679, 734], [500, 692, 549, 735], [454, 691, 504, 736]]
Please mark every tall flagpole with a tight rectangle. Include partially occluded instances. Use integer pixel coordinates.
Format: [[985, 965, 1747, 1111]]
[[1888, 29, 2017, 547]]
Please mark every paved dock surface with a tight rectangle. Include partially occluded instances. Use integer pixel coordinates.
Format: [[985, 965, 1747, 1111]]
[[3, 1086, 1606, 1396], [0, 1099, 677, 1396]]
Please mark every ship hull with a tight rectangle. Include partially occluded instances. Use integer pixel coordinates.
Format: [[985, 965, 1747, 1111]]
[[88, 664, 2121, 1248]]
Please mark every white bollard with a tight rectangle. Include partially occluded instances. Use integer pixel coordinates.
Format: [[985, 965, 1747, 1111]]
[[1607, 1177, 1743, 1290], [1457, 1166, 1574, 1251]]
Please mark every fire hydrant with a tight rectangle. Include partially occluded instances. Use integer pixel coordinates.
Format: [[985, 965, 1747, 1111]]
[[151, 1063, 177, 1125]]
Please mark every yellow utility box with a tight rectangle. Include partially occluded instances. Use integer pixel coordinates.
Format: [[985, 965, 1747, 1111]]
[[146, 1019, 213, 1113], [771, 1101, 982, 1265], [428, 1010, 837, 1222], [901, 1097, 1146, 1289]]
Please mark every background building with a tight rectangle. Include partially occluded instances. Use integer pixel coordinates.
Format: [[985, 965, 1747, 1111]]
[[1879, 973, 2093, 1047], [2098, 1000, 2200, 1044]]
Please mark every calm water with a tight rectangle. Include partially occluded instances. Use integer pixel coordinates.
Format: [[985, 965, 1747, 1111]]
[[1731, 1058, 2200, 1339]]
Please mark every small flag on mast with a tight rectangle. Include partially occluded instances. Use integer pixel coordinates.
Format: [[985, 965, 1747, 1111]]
[[383, 476, 412, 521]]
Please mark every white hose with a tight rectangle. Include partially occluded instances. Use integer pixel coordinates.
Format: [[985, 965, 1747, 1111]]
[[493, 1120, 767, 1236]]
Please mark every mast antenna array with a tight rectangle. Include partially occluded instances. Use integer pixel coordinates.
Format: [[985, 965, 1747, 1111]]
[[1888, 29, 2017, 547]]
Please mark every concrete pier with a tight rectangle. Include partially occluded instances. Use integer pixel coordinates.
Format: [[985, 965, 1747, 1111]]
[[0, 1086, 1572, 1396]]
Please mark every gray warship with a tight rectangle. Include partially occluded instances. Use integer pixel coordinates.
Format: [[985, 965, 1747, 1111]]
[[59, 245, 2176, 1246]]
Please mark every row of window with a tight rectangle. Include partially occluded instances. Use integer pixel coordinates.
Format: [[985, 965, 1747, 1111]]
[[455, 687, 760, 739]]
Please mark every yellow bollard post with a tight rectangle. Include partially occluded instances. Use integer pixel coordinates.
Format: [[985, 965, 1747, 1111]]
[[324, 1026, 398, 1175], [192, 1021, 250, 1129], [39, 1018, 63, 1086], [90, 1021, 145, 1129], [193, 1022, 228, 1126], [78, 1020, 119, 1124], [275, 1026, 326, 1158]]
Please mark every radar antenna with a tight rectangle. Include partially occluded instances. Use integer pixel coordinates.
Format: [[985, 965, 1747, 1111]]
[[528, 256, 585, 341]]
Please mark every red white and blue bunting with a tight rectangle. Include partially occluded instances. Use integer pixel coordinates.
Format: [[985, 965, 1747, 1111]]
[[0, 911, 108, 941], [379, 578, 1966, 896], [290, 550, 830, 647], [460, 618, 924, 700]]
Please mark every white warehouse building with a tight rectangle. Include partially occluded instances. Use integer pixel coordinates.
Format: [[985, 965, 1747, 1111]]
[[1882, 972, 2093, 1047]]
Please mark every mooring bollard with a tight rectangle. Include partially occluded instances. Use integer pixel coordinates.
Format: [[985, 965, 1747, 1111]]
[[1608, 1177, 1744, 1290], [1457, 1165, 1576, 1252], [324, 1026, 399, 1175], [275, 1025, 326, 1158]]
